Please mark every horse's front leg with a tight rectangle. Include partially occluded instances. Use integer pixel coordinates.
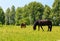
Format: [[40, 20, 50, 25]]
[[48, 25, 52, 31], [38, 25, 40, 31], [41, 26, 44, 31], [49, 25, 52, 31]]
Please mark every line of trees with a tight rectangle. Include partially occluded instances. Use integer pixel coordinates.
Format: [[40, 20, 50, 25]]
[[0, 0, 60, 25]]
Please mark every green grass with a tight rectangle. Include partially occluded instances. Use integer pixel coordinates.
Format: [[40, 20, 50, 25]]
[[0, 25, 60, 41]]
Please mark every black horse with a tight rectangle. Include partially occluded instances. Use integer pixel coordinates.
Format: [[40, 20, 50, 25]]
[[33, 20, 52, 31], [21, 23, 26, 28]]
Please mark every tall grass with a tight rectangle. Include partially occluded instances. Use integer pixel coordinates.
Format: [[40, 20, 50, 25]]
[[0, 25, 60, 41]]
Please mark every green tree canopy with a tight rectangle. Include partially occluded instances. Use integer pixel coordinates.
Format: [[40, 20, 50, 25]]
[[5, 8, 10, 25], [0, 7, 5, 24], [52, 0, 60, 25]]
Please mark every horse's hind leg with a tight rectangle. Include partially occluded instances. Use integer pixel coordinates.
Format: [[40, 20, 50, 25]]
[[48, 26, 50, 31], [41, 26, 44, 31], [24, 25, 26, 28], [48, 25, 52, 31], [50, 25, 52, 31]]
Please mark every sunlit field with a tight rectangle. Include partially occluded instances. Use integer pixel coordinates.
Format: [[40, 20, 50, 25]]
[[0, 25, 60, 41]]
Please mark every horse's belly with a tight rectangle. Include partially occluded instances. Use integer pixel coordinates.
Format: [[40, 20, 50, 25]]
[[42, 24, 47, 26], [40, 22, 48, 26]]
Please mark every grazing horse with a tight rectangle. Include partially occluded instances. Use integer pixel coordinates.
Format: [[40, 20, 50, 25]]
[[33, 20, 52, 31], [21, 23, 26, 28]]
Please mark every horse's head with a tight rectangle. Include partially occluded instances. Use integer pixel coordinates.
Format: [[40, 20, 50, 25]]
[[33, 25, 36, 30], [33, 20, 38, 30]]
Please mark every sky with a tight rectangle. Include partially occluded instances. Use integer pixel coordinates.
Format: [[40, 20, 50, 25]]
[[0, 0, 54, 11]]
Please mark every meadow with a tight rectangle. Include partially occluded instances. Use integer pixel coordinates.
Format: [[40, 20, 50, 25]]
[[0, 25, 60, 41]]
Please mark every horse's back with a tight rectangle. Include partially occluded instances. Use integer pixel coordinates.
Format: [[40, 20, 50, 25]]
[[37, 20, 52, 25]]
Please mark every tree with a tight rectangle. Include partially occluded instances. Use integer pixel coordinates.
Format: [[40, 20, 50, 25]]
[[27, 1, 44, 24], [10, 5, 16, 25], [16, 2, 44, 25], [52, 0, 60, 25], [0, 7, 5, 25], [5, 8, 10, 25], [16, 7, 23, 25], [42, 5, 51, 20]]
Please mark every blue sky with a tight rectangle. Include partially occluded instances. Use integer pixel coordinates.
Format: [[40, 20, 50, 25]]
[[0, 0, 54, 11]]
